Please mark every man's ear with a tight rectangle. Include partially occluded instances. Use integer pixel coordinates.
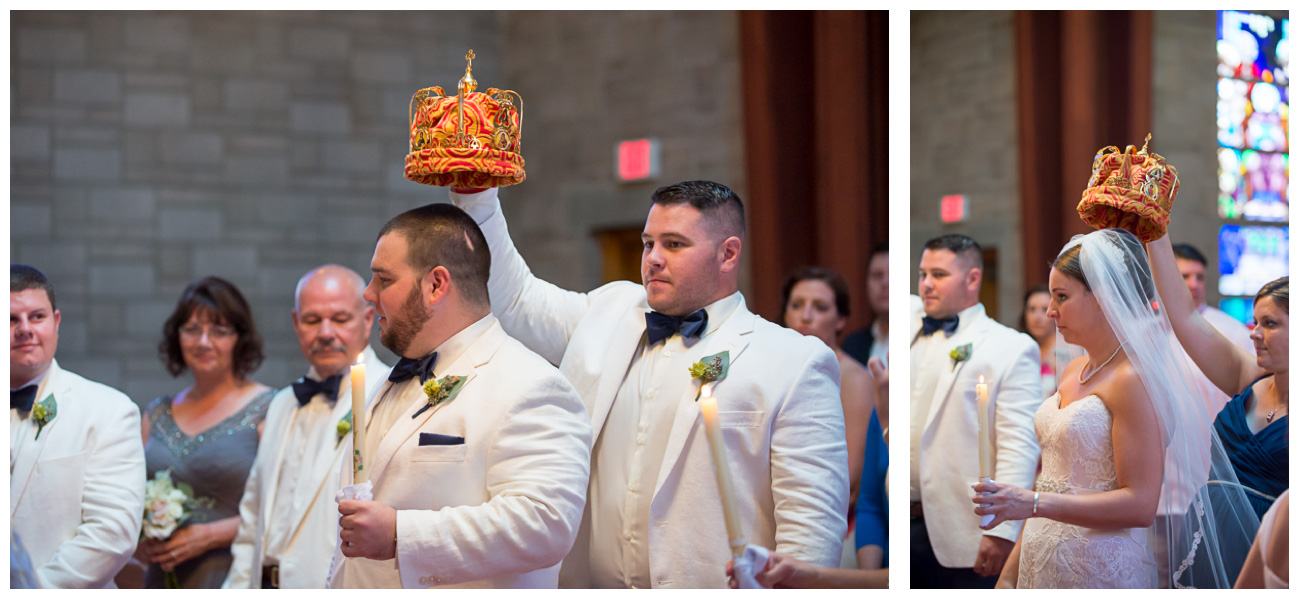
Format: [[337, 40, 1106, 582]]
[[966, 267, 983, 292], [719, 236, 743, 274], [423, 266, 452, 307]]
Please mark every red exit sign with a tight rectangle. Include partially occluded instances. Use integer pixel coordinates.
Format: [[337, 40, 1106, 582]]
[[616, 138, 661, 182], [940, 194, 969, 223]]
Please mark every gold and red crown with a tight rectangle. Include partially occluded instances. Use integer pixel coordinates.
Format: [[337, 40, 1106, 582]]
[[1076, 134, 1180, 243], [404, 50, 524, 188]]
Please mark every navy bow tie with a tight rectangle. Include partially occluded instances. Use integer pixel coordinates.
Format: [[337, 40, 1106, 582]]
[[291, 373, 343, 407], [389, 352, 438, 384], [11, 385, 38, 412], [920, 315, 959, 337], [645, 309, 709, 345]]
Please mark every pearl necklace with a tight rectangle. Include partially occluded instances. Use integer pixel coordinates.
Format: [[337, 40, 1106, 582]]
[[1079, 344, 1122, 385]]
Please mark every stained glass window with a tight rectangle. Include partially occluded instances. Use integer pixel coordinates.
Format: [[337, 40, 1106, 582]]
[[1217, 11, 1289, 324]]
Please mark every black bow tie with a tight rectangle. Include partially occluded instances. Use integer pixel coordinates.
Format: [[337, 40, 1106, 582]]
[[11, 385, 38, 412], [291, 373, 343, 407], [389, 352, 438, 384], [646, 309, 709, 346], [921, 315, 959, 337]]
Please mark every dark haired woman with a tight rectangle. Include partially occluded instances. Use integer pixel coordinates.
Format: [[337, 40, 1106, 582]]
[[1148, 235, 1288, 520], [976, 229, 1258, 588], [137, 276, 272, 588]]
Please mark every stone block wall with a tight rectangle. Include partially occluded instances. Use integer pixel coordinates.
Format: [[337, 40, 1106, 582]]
[[11, 11, 744, 407]]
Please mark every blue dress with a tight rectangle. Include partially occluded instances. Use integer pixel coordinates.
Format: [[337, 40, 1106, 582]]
[[1212, 375, 1288, 519], [855, 408, 888, 566]]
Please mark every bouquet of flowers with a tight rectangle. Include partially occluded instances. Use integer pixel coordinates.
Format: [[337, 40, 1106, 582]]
[[141, 469, 213, 588]]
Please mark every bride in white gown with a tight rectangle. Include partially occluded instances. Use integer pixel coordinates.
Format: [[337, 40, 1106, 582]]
[[975, 229, 1259, 589]]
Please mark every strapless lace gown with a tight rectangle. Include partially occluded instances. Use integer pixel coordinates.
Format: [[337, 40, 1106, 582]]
[[1018, 394, 1157, 588]]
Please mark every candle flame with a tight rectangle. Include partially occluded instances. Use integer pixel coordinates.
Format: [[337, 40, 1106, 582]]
[[355, 353, 364, 365], [978, 374, 985, 384], [700, 383, 713, 398]]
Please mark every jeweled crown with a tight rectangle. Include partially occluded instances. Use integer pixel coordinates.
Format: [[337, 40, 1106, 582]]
[[1077, 134, 1181, 242], [404, 50, 525, 188]]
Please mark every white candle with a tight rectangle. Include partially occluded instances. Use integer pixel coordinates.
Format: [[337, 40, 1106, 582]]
[[351, 354, 368, 485], [698, 384, 745, 558], [976, 375, 990, 479]]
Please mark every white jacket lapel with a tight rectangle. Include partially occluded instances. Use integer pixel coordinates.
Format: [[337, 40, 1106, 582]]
[[653, 309, 755, 497], [11, 361, 70, 517], [923, 315, 991, 431]]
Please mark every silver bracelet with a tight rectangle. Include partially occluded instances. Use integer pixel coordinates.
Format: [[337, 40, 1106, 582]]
[[1032, 491, 1040, 517]]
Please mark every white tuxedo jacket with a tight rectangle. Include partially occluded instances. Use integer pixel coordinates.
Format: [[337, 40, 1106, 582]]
[[910, 300, 1043, 567], [452, 189, 849, 589], [224, 347, 389, 589], [328, 318, 592, 589], [10, 359, 146, 588]]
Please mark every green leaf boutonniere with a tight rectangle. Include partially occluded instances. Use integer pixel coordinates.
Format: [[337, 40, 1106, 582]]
[[412, 375, 467, 419], [689, 350, 731, 402], [336, 409, 352, 446], [949, 343, 973, 371], [33, 394, 57, 440]]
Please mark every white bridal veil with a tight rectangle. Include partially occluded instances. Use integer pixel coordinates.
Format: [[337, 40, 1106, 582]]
[[1063, 229, 1260, 589]]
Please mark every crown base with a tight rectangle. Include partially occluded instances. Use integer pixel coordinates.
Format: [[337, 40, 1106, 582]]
[[1077, 186, 1170, 243], [404, 148, 525, 188]]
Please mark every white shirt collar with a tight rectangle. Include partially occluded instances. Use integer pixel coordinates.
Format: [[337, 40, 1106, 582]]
[[429, 314, 496, 373]]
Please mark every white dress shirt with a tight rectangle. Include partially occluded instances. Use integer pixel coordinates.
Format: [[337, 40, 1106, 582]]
[[588, 292, 742, 589]]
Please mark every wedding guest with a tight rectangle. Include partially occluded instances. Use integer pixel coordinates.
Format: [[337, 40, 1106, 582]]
[[843, 243, 889, 366], [138, 276, 274, 588], [1235, 489, 1288, 588], [910, 234, 1042, 588], [1018, 284, 1070, 397], [224, 266, 389, 589], [327, 203, 591, 588], [450, 181, 849, 588], [11, 265, 146, 588], [1149, 237, 1288, 519], [1172, 243, 1255, 354], [781, 266, 876, 509]]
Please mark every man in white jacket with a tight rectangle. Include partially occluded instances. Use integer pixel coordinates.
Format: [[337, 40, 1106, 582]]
[[224, 265, 389, 588], [10, 264, 146, 588], [449, 180, 848, 589], [910, 235, 1042, 588], [328, 203, 592, 588]]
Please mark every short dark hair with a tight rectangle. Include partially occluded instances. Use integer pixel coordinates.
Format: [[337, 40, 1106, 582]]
[[159, 276, 264, 378], [779, 266, 851, 326], [1018, 283, 1050, 334], [1256, 277, 1289, 315], [11, 264, 56, 311], [923, 234, 983, 270], [868, 241, 888, 264], [651, 180, 745, 241], [1171, 243, 1208, 267], [377, 203, 491, 308]]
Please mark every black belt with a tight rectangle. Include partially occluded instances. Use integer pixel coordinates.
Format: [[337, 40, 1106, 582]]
[[262, 564, 280, 589]]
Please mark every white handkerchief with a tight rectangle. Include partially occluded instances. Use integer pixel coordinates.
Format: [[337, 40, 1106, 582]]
[[326, 481, 375, 588], [732, 544, 772, 589]]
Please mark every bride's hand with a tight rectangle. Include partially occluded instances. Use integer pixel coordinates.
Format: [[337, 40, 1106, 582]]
[[972, 480, 1034, 529]]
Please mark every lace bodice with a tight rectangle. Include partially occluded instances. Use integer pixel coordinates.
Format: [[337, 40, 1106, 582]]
[[1033, 394, 1118, 495], [1019, 392, 1156, 588]]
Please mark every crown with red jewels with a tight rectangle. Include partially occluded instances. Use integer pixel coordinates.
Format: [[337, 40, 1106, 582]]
[[1076, 134, 1180, 243], [404, 50, 524, 188]]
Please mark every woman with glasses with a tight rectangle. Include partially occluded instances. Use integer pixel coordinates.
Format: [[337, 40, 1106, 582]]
[[135, 276, 273, 588]]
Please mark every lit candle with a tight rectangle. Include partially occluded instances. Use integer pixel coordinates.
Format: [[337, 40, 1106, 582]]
[[698, 383, 746, 558], [351, 353, 368, 485], [976, 375, 990, 479], [976, 375, 994, 527]]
